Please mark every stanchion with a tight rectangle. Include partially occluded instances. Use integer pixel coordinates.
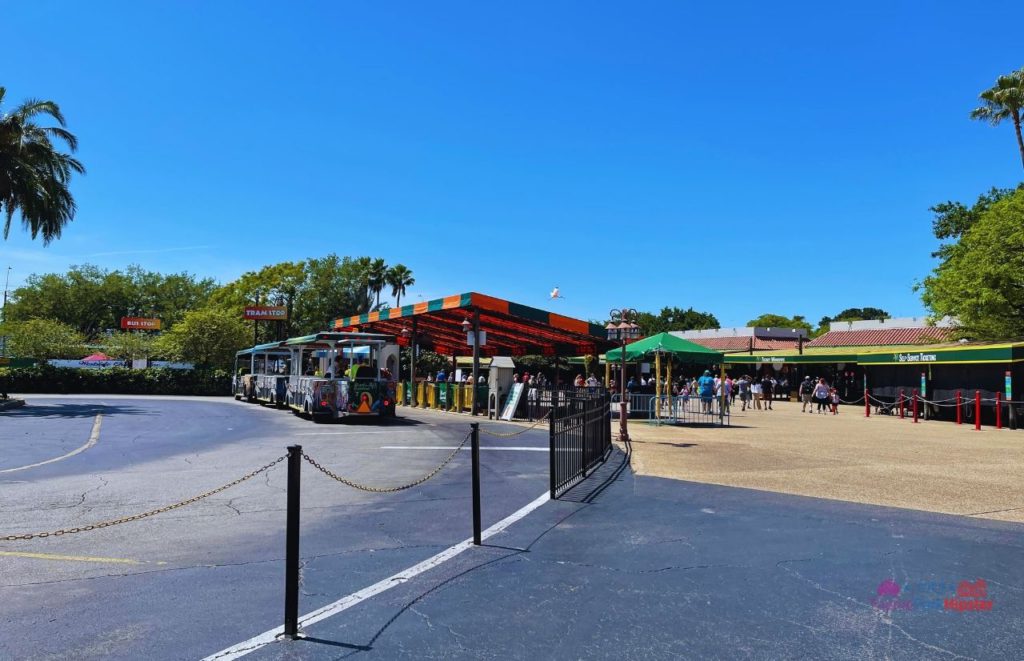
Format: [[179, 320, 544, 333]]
[[283, 445, 302, 639], [956, 390, 962, 425], [975, 391, 981, 431], [865, 388, 870, 418], [912, 389, 918, 423], [899, 389, 905, 419], [470, 423, 481, 545], [996, 392, 1002, 430], [549, 390, 559, 498]]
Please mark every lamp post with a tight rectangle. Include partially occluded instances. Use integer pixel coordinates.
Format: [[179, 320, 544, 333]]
[[1, 267, 11, 356], [401, 321, 419, 406], [606, 308, 640, 442]]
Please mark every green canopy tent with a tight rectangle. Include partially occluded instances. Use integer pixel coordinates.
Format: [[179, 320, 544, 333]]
[[606, 333, 725, 420], [605, 332, 723, 363]]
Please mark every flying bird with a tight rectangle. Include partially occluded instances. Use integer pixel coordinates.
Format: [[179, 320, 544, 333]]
[[549, 287, 564, 300]]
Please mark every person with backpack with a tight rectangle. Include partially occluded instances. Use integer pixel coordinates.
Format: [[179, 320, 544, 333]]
[[760, 374, 774, 410], [799, 376, 815, 413]]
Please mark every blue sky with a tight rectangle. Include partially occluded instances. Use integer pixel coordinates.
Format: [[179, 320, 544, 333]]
[[2, 1, 1022, 327]]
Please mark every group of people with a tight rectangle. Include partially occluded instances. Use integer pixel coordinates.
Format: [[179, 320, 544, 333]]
[[797, 375, 840, 414], [512, 371, 551, 388], [427, 370, 486, 384]]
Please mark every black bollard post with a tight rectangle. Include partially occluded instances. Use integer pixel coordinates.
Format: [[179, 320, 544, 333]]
[[283, 445, 302, 639], [471, 423, 482, 545]]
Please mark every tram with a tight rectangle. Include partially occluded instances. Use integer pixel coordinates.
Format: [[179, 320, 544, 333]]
[[283, 332, 399, 421], [232, 341, 292, 406]]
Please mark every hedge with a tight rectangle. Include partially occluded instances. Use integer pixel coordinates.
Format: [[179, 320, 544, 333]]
[[0, 365, 232, 396]]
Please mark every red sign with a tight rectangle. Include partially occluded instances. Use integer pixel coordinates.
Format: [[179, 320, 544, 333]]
[[244, 306, 288, 320], [120, 317, 161, 330]]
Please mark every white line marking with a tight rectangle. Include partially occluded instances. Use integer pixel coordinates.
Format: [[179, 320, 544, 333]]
[[201, 489, 550, 661], [290, 431, 417, 437], [0, 412, 102, 474], [380, 446, 547, 452]]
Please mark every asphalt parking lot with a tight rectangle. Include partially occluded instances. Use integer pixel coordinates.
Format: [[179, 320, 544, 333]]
[[2, 396, 1022, 660]]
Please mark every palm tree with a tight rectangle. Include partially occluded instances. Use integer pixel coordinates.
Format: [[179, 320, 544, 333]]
[[367, 258, 388, 310], [0, 88, 85, 244], [386, 264, 415, 307], [971, 67, 1024, 169]]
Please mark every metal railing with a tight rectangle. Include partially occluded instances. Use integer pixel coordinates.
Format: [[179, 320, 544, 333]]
[[549, 389, 611, 498]]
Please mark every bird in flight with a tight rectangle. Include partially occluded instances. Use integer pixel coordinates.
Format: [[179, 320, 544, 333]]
[[549, 287, 564, 300]]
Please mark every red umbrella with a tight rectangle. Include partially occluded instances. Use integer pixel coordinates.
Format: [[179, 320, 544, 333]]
[[81, 352, 112, 362]]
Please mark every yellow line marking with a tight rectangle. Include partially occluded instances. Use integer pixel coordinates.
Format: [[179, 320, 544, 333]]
[[0, 550, 165, 565], [0, 412, 102, 474]]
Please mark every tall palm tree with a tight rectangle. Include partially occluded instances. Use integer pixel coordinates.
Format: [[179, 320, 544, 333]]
[[386, 264, 415, 307], [0, 88, 85, 244], [367, 258, 388, 310], [971, 67, 1024, 169]]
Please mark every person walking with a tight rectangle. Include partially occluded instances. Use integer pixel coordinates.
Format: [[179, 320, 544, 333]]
[[813, 377, 830, 414], [751, 376, 762, 410], [697, 370, 715, 414], [737, 375, 751, 411], [799, 376, 815, 413], [760, 374, 774, 410], [830, 387, 840, 415]]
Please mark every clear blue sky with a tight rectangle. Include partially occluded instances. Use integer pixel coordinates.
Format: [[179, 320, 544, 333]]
[[3, 1, 1022, 327]]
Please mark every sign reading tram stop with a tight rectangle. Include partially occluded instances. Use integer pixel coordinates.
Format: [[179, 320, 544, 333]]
[[120, 317, 161, 330], [244, 306, 288, 320]]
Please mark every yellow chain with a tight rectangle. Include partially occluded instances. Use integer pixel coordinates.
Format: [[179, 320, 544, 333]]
[[2, 455, 288, 542], [302, 431, 471, 493], [478, 410, 550, 438]]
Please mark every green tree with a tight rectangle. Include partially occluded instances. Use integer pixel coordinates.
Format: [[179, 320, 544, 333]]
[[920, 188, 1024, 340], [0, 87, 85, 244], [971, 67, 1024, 169], [386, 264, 415, 307], [817, 307, 890, 330], [0, 318, 85, 359], [636, 306, 719, 336], [154, 308, 250, 369], [5, 264, 215, 336], [928, 185, 1023, 259], [367, 258, 388, 310], [746, 313, 813, 332], [104, 331, 155, 363]]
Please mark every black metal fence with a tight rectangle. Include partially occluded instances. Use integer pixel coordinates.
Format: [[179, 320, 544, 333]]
[[549, 389, 612, 498]]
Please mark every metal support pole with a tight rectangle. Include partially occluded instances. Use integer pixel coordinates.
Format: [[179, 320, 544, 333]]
[[283, 445, 302, 639], [471, 309, 480, 416], [864, 388, 870, 417], [410, 319, 417, 406], [956, 390, 962, 425], [996, 392, 1002, 430], [471, 423, 481, 545], [619, 342, 629, 442], [912, 390, 918, 423], [899, 389, 905, 419], [975, 390, 981, 431]]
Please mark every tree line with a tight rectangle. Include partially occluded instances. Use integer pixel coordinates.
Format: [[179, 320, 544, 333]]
[[0, 255, 415, 368]]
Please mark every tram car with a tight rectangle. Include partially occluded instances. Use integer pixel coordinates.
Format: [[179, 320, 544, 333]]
[[232, 341, 292, 406]]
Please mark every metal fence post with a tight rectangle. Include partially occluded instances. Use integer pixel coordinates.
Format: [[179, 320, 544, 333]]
[[284, 444, 302, 639], [975, 390, 981, 431], [549, 390, 558, 498], [470, 423, 481, 545]]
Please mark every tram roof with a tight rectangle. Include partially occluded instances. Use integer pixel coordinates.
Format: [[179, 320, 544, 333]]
[[284, 331, 394, 347], [330, 292, 612, 357], [236, 341, 289, 355]]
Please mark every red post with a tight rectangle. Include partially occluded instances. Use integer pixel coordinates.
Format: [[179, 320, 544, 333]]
[[912, 389, 919, 423], [974, 390, 981, 431], [996, 392, 1002, 429], [865, 388, 870, 417], [956, 390, 962, 425], [899, 389, 905, 419]]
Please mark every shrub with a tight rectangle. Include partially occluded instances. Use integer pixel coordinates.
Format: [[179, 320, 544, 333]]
[[0, 365, 232, 396]]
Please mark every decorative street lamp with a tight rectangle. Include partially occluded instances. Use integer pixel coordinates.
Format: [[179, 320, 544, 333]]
[[607, 308, 640, 442]]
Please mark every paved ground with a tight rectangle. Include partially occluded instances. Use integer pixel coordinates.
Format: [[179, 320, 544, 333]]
[[2, 397, 1022, 660], [626, 399, 1024, 523]]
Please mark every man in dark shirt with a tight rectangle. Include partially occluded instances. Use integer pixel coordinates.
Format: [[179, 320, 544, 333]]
[[760, 374, 774, 410]]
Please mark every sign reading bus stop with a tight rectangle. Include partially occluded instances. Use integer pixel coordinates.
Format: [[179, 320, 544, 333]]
[[120, 317, 161, 330]]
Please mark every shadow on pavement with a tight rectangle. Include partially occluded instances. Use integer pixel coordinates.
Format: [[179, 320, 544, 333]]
[[2, 403, 153, 418]]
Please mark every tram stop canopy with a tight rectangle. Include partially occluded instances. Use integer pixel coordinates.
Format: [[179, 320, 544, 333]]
[[331, 292, 611, 357], [606, 332, 723, 364]]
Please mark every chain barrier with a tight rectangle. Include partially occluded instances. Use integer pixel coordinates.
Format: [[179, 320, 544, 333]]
[[2, 455, 288, 542], [302, 431, 472, 493], [478, 410, 551, 438]]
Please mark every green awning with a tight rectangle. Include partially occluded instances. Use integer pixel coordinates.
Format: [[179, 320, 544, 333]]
[[606, 332, 723, 364]]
